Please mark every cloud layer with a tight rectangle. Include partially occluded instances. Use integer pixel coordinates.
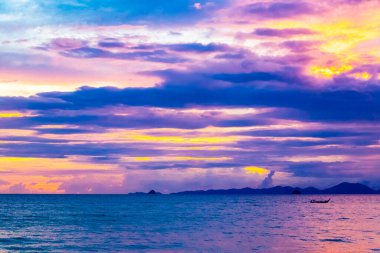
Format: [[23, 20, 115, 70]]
[[0, 0, 380, 193]]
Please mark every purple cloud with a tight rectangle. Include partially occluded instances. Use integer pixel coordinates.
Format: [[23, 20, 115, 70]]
[[167, 43, 231, 53], [243, 1, 317, 19], [1, 67, 380, 122], [281, 40, 320, 52], [253, 28, 316, 37], [260, 171, 275, 188], [61, 47, 187, 63], [98, 40, 125, 48]]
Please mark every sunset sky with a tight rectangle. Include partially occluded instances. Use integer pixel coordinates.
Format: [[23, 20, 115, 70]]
[[1, 0, 380, 193]]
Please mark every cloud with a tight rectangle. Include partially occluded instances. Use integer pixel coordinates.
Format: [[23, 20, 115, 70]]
[[1, 65, 380, 122], [0, 106, 272, 131], [8, 183, 30, 193], [281, 40, 320, 52], [245, 166, 269, 175], [98, 40, 125, 48], [57, 175, 124, 194], [260, 170, 275, 188], [61, 46, 187, 63], [46, 38, 86, 50], [0, 179, 9, 186], [242, 1, 318, 19], [333, 0, 368, 4], [212, 70, 303, 84], [214, 52, 246, 59], [1, 0, 380, 193], [253, 28, 316, 37], [167, 43, 231, 53], [284, 162, 365, 178], [56, 42, 231, 64]]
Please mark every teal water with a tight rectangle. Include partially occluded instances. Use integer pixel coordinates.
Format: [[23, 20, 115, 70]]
[[0, 195, 379, 252]]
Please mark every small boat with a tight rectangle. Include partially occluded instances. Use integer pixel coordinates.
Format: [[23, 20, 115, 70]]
[[310, 198, 330, 203]]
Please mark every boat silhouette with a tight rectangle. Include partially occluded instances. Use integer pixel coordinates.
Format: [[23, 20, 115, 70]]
[[310, 198, 330, 203]]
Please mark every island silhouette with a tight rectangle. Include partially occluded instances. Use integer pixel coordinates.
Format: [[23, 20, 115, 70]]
[[172, 182, 379, 195], [129, 182, 380, 195]]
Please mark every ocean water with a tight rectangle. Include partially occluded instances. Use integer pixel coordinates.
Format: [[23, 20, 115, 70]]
[[0, 195, 379, 252]]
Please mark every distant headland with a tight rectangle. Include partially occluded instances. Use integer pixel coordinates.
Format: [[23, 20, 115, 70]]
[[130, 182, 380, 195], [172, 182, 380, 195]]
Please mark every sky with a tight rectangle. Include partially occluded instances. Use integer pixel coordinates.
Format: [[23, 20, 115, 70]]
[[0, 0, 380, 193]]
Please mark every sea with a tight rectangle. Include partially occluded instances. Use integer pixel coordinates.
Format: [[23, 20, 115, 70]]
[[0, 194, 378, 252]]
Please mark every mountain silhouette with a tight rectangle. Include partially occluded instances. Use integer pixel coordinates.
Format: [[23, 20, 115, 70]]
[[173, 182, 379, 195], [322, 182, 375, 194]]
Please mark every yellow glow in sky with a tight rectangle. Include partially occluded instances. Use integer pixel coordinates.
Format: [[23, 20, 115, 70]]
[[354, 72, 371, 80], [311, 65, 353, 78], [134, 157, 152, 162], [244, 166, 269, 175], [0, 112, 25, 118], [129, 134, 238, 144], [131, 156, 231, 162]]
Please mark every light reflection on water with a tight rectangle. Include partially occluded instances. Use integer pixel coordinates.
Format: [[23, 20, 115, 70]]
[[0, 195, 378, 252]]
